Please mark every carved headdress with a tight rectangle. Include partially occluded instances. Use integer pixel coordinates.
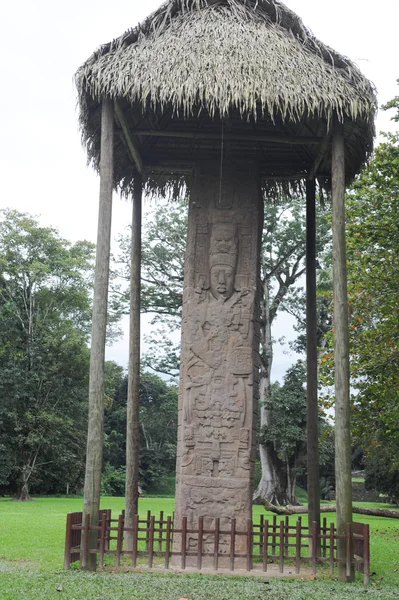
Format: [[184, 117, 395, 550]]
[[209, 224, 238, 269]]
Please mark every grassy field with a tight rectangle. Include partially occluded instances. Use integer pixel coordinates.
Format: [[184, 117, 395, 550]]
[[1, 496, 398, 599]]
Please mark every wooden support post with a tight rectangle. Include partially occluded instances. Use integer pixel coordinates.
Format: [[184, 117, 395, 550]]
[[332, 117, 354, 582], [82, 98, 114, 571], [306, 178, 320, 543], [125, 173, 143, 549]]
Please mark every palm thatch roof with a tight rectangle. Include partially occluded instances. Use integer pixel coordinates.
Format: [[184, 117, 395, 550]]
[[76, 0, 377, 198]]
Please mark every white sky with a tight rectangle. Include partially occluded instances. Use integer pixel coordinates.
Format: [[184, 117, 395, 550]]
[[0, 0, 398, 379]]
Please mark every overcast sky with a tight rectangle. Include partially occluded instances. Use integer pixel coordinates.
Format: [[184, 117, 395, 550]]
[[0, 0, 398, 380]]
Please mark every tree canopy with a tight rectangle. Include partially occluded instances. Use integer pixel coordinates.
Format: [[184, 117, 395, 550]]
[[0, 210, 95, 499]]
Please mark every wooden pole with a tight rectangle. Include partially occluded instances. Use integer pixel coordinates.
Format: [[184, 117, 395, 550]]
[[306, 178, 320, 544], [82, 98, 114, 571], [125, 173, 142, 549], [331, 118, 354, 582]]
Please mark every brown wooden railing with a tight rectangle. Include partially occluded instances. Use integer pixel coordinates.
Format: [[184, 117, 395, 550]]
[[64, 511, 370, 583]]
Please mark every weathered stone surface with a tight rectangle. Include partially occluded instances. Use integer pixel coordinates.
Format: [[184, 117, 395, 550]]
[[174, 161, 263, 558]]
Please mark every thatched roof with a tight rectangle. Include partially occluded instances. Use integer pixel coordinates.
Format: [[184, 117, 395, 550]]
[[76, 0, 377, 198]]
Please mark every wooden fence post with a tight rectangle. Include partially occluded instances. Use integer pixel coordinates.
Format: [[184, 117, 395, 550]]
[[82, 514, 90, 569], [363, 524, 370, 585], [159, 511, 164, 552], [246, 519, 253, 571], [279, 520, 284, 574], [311, 521, 318, 575], [164, 516, 172, 570], [132, 514, 139, 568], [295, 519, 301, 574], [263, 520, 269, 572], [197, 517, 204, 571], [64, 513, 73, 570], [99, 515, 107, 568], [230, 518, 236, 571], [148, 515, 155, 568], [329, 522, 335, 576], [181, 517, 187, 570], [214, 518, 220, 571], [115, 514, 124, 567]]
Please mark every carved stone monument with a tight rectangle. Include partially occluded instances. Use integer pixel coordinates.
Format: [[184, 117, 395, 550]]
[[174, 161, 263, 560]]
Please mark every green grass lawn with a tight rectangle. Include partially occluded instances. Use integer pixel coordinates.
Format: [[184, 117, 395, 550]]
[[1, 496, 399, 599]]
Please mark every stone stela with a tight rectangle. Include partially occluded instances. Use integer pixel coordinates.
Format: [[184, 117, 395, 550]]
[[174, 161, 263, 560]]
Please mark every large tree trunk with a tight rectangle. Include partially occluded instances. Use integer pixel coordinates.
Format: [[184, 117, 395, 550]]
[[254, 280, 300, 506], [264, 501, 399, 519]]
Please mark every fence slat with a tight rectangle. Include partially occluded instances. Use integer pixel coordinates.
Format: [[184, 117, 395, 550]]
[[295, 519, 301, 574], [145, 510, 151, 552], [82, 514, 90, 569], [99, 515, 107, 568], [285, 516, 289, 554], [132, 514, 139, 568], [263, 520, 268, 572], [311, 521, 318, 575], [214, 518, 220, 571], [329, 522, 335, 576], [272, 516, 277, 557], [164, 516, 172, 569], [322, 517, 327, 558], [260, 515, 264, 556], [230, 518, 236, 571], [148, 516, 155, 568], [246, 519, 253, 571], [197, 517, 204, 571], [363, 524, 370, 585], [64, 513, 73, 570], [279, 520, 284, 573], [159, 511, 164, 552], [116, 514, 123, 568], [346, 523, 352, 579], [181, 517, 187, 570]]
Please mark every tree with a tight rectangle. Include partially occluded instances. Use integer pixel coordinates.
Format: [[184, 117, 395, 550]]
[[319, 82, 399, 502], [115, 200, 187, 377], [103, 371, 178, 493], [0, 209, 94, 499], [260, 361, 307, 504], [254, 200, 331, 505]]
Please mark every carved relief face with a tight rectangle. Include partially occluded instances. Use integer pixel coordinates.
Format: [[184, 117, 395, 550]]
[[210, 265, 235, 300]]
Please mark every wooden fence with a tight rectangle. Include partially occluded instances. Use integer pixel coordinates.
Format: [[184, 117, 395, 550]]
[[64, 510, 370, 583]]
